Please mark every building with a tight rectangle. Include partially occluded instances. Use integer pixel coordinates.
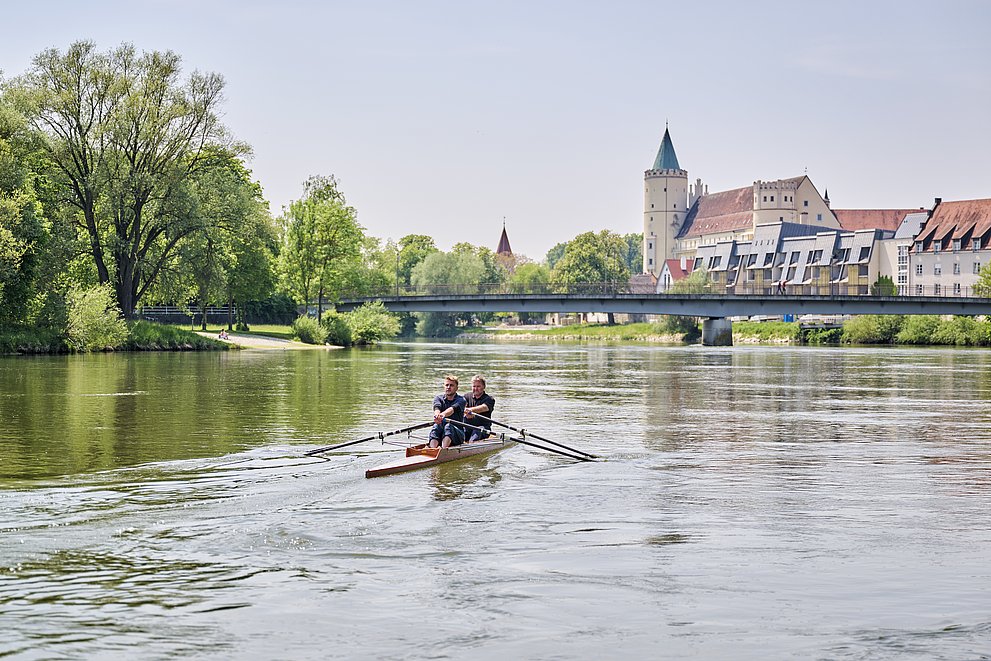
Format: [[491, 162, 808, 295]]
[[643, 129, 842, 277], [910, 198, 991, 296]]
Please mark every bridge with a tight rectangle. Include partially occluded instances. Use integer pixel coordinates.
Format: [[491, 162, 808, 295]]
[[335, 289, 991, 346]]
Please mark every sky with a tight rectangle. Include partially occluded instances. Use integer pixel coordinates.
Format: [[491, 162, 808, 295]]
[[2, 0, 989, 260]]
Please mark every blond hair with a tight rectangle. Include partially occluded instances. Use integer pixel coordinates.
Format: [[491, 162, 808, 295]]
[[443, 374, 459, 387]]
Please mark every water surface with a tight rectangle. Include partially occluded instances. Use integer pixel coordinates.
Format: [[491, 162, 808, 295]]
[[2, 342, 990, 659]]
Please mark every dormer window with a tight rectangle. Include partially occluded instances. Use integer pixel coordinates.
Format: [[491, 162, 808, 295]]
[[975, 237, 983, 251], [934, 241, 942, 253], [915, 241, 923, 252], [953, 239, 962, 251]]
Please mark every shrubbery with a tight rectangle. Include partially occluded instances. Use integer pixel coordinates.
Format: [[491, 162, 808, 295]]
[[66, 285, 129, 352], [652, 315, 701, 342], [320, 311, 352, 347], [292, 315, 328, 344], [841, 315, 904, 344], [348, 301, 400, 344]]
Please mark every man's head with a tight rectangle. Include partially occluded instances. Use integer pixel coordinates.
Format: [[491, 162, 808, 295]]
[[443, 375, 459, 398], [471, 375, 486, 398]]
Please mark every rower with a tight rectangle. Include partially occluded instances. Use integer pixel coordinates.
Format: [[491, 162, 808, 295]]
[[428, 375, 467, 449], [464, 375, 495, 442]]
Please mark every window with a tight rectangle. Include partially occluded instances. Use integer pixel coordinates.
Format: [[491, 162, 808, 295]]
[[816, 214, 822, 221], [915, 264, 923, 275], [779, 216, 784, 222], [764, 253, 774, 266], [648, 242, 653, 250], [747, 254, 758, 267], [915, 241, 924, 252], [934, 241, 942, 253], [813, 250, 823, 263], [804, 200, 809, 207], [953, 283, 961, 295], [648, 258, 653, 266], [764, 268, 772, 279], [953, 263, 960, 275], [859, 265, 869, 277], [811, 266, 820, 279], [934, 264, 942, 276], [953, 239, 962, 251], [975, 262, 982, 274], [693, 258, 703, 270], [790, 251, 800, 264], [935, 283, 942, 295], [859, 247, 871, 261], [763, 196, 767, 202], [916, 284, 924, 295], [897, 245, 908, 267], [975, 237, 983, 251], [651, 204, 654, 208], [771, 195, 775, 202], [897, 273, 907, 285]]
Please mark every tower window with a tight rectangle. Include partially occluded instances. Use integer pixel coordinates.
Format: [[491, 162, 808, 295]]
[[804, 200, 809, 207], [771, 195, 775, 202]]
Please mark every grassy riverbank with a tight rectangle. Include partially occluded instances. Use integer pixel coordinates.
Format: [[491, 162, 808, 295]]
[[1, 321, 231, 354]]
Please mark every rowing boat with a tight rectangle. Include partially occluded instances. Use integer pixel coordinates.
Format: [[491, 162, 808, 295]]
[[365, 437, 514, 478]]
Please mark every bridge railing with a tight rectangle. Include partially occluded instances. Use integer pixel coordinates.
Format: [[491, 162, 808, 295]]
[[336, 281, 988, 299]]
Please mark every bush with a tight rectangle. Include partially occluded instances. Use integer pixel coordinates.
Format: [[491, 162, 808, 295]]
[[841, 315, 904, 344], [651, 315, 701, 342], [895, 316, 941, 345], [66, 284, 129, 351], [930, 316, 991, 346], [291, 315, 327, 344], [241, 294, 298, 325], [347, 301, 400, 345], [321, 311, 352, 347]]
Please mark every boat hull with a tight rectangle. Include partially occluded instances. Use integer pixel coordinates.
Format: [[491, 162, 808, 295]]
[[365, 439, 512, 478]]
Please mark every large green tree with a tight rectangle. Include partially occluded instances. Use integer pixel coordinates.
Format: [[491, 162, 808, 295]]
[[550, 230, 630, 291], [279, 175, 362, 320], [0, 100, 47, 325], [9, 41, 235, 318]]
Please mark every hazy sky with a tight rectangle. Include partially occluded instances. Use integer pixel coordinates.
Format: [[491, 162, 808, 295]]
[[3, 0, 989, 259]]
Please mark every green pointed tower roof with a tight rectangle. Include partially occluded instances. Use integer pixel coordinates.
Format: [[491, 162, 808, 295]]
[[652, 127, 681, 170]]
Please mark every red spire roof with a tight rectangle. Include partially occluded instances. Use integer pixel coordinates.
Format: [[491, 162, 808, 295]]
[[496, 223, 512, 256]]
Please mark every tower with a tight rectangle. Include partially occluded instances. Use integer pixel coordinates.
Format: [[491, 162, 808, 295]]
[[643, 126, 688, 276]]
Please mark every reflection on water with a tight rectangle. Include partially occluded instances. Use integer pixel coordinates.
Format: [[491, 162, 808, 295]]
[[2, 342, 991, 659]]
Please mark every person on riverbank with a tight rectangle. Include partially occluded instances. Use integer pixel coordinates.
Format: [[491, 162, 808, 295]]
[[464, 375, 496, 442], [429, 375, 467, 448]]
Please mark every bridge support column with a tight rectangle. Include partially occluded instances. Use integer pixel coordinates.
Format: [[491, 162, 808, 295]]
[[701, 317, 733, 346]]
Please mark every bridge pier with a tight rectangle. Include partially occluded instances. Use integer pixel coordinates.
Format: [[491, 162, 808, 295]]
[[701, 317, 733, 346]]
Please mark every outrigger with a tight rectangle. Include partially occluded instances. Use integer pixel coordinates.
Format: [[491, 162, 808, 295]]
[[304, 418, 595, 478]]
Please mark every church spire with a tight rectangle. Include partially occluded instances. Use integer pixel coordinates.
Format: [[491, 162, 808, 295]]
[[496, 219, 512, 256], [652, 127, 681, 170]]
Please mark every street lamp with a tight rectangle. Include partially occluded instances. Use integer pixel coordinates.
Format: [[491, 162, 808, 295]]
[[395, 247, 400, 297]]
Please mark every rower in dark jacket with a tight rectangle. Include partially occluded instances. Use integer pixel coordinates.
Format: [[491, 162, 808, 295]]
[[429, 375, 467, 448], [464, 374, 496, 442]]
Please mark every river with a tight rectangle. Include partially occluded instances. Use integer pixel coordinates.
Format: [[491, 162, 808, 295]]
[[1, 341, 990, 659]]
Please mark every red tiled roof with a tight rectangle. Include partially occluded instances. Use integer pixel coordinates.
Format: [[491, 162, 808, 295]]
[[833, 209, 917, 232], [628, 273, 658, 293], [914, 199, 991, 251], [677, 186, 753, 238], [664, 259, 694, 280]]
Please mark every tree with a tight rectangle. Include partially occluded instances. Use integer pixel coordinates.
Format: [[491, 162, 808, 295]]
[[975, 263, 991, 297], [545, 241, 567, 270], [550, 231, 630, 290], [871, 275, 897, 296], [509, 262, 550, 294], [9, 41, 236, 318], [397, 234, 438, 288], [410, 249, 489, 335], [0, 101, 46, 325], [621, 232, 643, 274], [279, 175, 362, 320]]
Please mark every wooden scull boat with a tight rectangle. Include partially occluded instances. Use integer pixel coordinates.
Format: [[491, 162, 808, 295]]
[[365, 437, 514, 478]]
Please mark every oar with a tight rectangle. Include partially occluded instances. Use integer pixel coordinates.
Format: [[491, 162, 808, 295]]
[[304, 421, 433, 456], [448, 419, 593, 463], [466, 412, 598, 459]]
